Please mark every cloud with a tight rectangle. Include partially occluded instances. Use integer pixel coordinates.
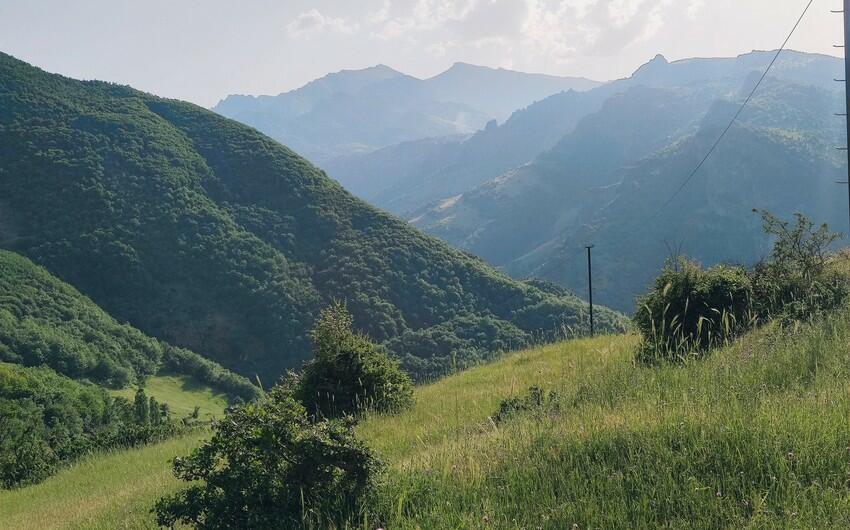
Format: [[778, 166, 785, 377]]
[[687, 0, 706, 18], [521, 0, 692, 61], [287, 9, 359, 38], [292, 0, 698, 64]]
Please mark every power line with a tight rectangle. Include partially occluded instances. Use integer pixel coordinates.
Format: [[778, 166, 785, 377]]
[[648, 0, 814, 220]]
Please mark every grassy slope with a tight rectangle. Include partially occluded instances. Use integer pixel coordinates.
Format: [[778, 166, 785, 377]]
[[360, 317, 850, 528], [0, 376, 228, 530], [110, 374, 230, 422], [6, 310, 850, 528], [0, 433, 205, 530]]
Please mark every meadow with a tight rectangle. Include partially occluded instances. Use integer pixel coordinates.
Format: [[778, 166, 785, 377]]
[[4, 310, 850, 528]]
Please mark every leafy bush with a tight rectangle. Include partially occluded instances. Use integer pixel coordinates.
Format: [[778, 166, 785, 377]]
[[492, 386, 561, 424], [295, 303, 413, 418], [154, 385, 382, 530], [634, 259, 754, 363], [635, 212, 849, 363], [751, 210, 847, 322]]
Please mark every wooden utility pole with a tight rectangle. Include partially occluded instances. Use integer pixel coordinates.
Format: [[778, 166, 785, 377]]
[[586, 245, 594, 337]]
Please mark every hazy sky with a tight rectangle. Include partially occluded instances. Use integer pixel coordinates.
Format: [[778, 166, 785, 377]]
[[0, 0, 843, 107]]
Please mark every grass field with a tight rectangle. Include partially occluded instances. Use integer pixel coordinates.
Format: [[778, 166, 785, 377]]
[[0, 375, 228, 530], [5, 311, 850, 528], [110, 374, 230, 421], [358, 315, 850, 528], [0, 433, 205, 530]]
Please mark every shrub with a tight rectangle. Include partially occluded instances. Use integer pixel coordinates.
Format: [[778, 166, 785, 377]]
[[634, 259, 754, 363], [154, 385, 382, 530], [492, 386, 561, 424], [295, 303, 413, 418], [751, 210, 847, 322]]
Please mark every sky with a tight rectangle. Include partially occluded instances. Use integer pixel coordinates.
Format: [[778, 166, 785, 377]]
[[0, 0, 843, 108]]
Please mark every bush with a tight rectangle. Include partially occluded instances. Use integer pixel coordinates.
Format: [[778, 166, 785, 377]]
[[751, 210, 847, 322], [492, 386, 560, 424], [634, 212, 849, 363], [634, 259, 754, 363], [295, 303, 413, 418], [154, 385, 382, 530]]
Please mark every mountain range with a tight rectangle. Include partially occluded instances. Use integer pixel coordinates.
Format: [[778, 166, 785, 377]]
[[408, 51, 846, 311], [213, 63, 599, 163], [327, 51, 843, 218]]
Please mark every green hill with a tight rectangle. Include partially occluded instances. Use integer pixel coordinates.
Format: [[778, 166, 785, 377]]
[[0, 249, 256, 399], [6, 304, 850, 527], [0, 249, 161, 387], [0, 52, 624, 382]]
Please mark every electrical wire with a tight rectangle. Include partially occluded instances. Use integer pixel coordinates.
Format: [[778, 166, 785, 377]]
[[648, 0, 815, 220]]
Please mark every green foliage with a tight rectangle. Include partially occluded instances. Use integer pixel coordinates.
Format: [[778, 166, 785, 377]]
[[634, 259, 754, 362], [295, 303, 413, 417], [154, 386, 382, 529], [0, 363, 179, 489], [0, 52, 625, 382], [635, 212, 849, 362], [160, 346, 261, 402], [0, 249, 160, 387], [492, 386, 560, 424], [751, 210, 847, 322]]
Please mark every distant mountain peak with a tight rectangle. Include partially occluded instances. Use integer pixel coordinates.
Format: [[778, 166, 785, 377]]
[[631, 54, 671, 79]]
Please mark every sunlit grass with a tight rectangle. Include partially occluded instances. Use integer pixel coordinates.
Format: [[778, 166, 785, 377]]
[[0, 433, 206, 530], [7, 311, 850, 528], [110, 374, 229, 421], [356, 311, 850, 528]]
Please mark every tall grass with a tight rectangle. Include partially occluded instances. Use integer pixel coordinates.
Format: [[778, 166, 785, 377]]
[[355, 308, 850, 528], [5, 311, 850, 528]]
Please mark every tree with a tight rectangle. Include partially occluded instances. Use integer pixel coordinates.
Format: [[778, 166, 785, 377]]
[[149, 396, 160, 425], [295, 302, 413, 418], [133, 388, 149, 425], [154, 386, 381, 529]]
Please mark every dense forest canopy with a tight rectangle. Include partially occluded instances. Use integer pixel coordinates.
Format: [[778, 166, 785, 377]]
[[0, 53, 624, 382]]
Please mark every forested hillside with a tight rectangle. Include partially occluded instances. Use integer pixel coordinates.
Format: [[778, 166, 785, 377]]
[[0, 53, 624, 382], [0, 250, 160, 387], [0, 250, 258, 398]]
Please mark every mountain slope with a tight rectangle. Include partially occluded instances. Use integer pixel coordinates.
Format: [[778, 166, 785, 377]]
[[213, 63, 599, 163], [412, 76, 845, 312], [0, 53, 624, 382], [325, 87, 612, 215]]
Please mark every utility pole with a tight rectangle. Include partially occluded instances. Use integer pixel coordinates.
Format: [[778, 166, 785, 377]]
[[585, 245, 594, 337], [835, 1, 850, 231]]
